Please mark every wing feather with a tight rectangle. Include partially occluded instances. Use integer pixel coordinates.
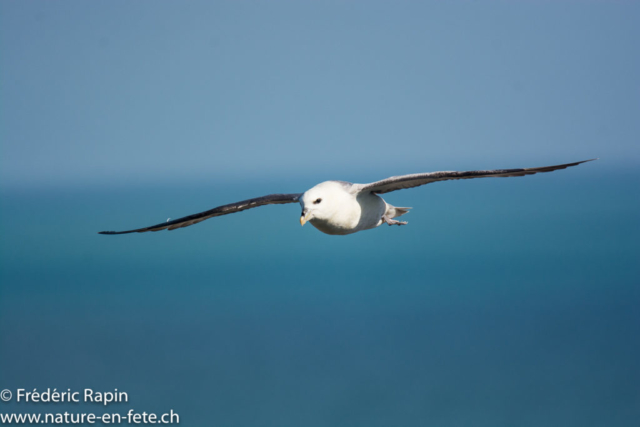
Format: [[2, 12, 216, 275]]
[[99, 193, 302, 235], [353, 159, 596, 195]]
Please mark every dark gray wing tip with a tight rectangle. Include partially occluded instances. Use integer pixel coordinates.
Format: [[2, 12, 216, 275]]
[[98, 230, 138, 235], [569, 158, 597, 164]]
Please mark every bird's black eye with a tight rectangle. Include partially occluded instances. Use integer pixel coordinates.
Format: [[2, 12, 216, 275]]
[[313, 198, 322, 204]]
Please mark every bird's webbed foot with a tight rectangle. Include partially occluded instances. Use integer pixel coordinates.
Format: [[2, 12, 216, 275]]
[[382, 215, 407, 226]]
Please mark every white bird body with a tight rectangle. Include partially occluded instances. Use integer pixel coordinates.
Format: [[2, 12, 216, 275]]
[[300, 181, 393, 235], [99, 160, 595, 237]]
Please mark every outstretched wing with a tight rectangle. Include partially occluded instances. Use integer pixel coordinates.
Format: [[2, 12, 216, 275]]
[[352, 159, 596, 195], [99, 193, 302, 235]]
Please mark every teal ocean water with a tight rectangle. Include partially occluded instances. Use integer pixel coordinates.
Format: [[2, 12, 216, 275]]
[[1, 166, 638, 426]]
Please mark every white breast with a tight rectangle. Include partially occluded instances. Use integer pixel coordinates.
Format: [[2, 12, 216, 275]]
[[310, 191, 386, 235]]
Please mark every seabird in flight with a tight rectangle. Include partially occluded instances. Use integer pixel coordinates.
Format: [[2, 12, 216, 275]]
[[99, 159, 595, 236]]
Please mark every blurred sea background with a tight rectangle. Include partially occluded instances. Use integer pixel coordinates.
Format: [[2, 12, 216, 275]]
[[1, 2, 638, 426]]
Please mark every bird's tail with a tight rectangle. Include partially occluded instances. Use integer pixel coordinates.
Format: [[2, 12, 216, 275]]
[[386, 205, 411, 219]]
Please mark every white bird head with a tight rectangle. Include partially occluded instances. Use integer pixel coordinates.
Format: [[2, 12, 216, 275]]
[[299, 181, 352, 226]]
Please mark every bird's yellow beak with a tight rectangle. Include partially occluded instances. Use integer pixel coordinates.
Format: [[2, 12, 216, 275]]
[[300, 211, 312, 226]]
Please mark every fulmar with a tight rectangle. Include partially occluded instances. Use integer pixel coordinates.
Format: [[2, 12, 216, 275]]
[[99, 159, 595, 236]]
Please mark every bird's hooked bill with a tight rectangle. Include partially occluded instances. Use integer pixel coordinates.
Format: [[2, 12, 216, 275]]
[[300, 210, 311, 226]]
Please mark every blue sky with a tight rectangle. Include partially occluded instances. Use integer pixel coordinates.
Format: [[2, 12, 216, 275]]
[[1, 1, 638, 189]]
